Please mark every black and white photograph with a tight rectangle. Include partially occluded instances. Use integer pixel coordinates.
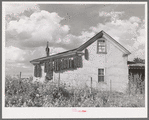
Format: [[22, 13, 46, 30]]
[[2, 1, 147, 118]]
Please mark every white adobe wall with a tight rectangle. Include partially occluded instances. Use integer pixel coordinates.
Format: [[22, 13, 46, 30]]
[[53, 38, 129, 93], [105, 40, 129, 93]]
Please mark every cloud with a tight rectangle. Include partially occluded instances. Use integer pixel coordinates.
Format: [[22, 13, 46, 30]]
[[4, 3, 40, 15], [5, 8, 146, 76], [99, 11, 124, 22], [92, 11, 145, 60], [5, 46, 27, 62], [5, 45, 67, 75], [129, 16, 141, 23], [6, 10, 92, 50], [6, 10, 73, 49], [99, 11, 124, 17]]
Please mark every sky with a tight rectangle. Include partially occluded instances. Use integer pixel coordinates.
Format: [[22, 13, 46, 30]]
[[3, 2, 146, 77]]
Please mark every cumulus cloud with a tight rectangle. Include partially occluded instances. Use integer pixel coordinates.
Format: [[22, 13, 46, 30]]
[[93, 11, 145, 60], [6, 10, 73, 49], [5, 46, 26, 62], [99, 11, 124, 22], [5, 45, 68, 75], [129, 16, 141, 23], [5, 7, 146, 75], [6, 10, 94, 50], [4, 3, 40, 15]]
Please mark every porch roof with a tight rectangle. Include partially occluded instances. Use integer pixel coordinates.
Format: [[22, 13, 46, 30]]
[[30, 48, 83, 64], [128, 64, 145, 69]]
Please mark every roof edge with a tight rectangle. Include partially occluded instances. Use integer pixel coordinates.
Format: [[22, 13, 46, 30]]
[[30, 50, 83, 64], [102, 30, 131, 55], [77, 31, 103, 51]]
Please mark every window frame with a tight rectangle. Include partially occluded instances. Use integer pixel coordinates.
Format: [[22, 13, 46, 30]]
[[98, 68, 105, 82], [97, 39, 107, 54]]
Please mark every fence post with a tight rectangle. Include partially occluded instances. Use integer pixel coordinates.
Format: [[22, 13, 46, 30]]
[[129, 80, 130, 95], [110, 80, 112, 93], [20, 72, 22, 80], [73, 79, 76, 107], [58, 72, 60, 91], [90, 77, 92, 94]]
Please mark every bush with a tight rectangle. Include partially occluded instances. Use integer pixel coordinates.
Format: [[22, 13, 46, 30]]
[[5, 75, 145, 107], [128, 73, 145, 94]]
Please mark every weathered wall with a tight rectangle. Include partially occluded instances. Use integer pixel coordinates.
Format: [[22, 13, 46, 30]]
[[105, 39, 129, 93], [33, 37, 129, 93], [53, 38, 129, 93]]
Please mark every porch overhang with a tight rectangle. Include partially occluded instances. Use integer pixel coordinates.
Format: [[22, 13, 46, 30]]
[[30, 51, 84, 65]]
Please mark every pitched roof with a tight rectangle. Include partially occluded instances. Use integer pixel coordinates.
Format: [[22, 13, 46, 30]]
[[30, 30, 131, 64], [77, 31, 103, 51]]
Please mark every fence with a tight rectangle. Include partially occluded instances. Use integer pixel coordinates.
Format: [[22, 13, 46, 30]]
[[47, 78, 135, 107], [7, 72, 33, 79], [5, 72, 145, 107], [7, 72, 145, 95], [51, 72, 145, 100]]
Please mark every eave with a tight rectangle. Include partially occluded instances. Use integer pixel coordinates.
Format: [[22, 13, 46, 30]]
[[30, 50, 83, 64]]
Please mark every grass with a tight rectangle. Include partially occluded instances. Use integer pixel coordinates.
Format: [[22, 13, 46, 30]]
[[5, 75, 145, 107]]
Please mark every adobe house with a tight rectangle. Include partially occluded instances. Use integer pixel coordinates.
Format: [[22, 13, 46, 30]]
[[30, 30, 131, 93]]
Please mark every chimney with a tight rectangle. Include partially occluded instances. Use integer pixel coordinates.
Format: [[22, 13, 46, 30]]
[[46, 41, 50, 57]]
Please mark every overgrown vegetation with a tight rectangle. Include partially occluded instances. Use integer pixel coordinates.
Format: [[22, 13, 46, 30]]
[[129, 73, 145, 95], [5, 75, 145, 107]]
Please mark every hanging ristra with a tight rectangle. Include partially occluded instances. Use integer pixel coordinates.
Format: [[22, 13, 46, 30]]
[[59, 59, 61, 71], [46, 61, 53, 80], [80, 56, 83, 68], [58, 59, 61, 71], [61, 58, 64, 70], [62, 58, 65, 69], [34, 64, 37, 77], [56, 59, 58, 71], [74, 56, 78, 69], [69, 59, 72, 69], [85, 49, 89, 60], [54, 59, 57, 72], [79, 56, 83, 68], [67, 58, 69, 69], [44, 61, 49, 73], [65, 58, 67, 69], [72, 57, 76, 69], [34, 64, 41, 77]]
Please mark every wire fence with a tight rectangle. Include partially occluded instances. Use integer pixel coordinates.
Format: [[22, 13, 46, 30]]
[[6, 71, 145, 96]]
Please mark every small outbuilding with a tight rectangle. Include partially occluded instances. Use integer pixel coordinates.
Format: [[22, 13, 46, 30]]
[[127, 61, 145, 94]]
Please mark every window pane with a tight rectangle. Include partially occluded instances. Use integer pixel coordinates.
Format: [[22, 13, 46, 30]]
[[101, 47, 105, 52], [98, 47, 105, 52], [98, 40, 105, 46], [98, 47, 102, 52], [98, 69, 102, 74], [98, 40, 106, 53], [98, 69, 104, 75], [98, 76, 104, 82]]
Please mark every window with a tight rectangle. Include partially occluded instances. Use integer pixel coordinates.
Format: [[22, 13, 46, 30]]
[[97, 40, 106, 53], [98, 69, 104, 82]]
